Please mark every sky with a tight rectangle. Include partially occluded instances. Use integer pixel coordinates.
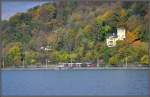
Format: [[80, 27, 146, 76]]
[[1, 0, 49, 20]]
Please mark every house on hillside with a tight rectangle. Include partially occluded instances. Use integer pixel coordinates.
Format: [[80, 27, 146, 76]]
[[106, 28, 126, 47]]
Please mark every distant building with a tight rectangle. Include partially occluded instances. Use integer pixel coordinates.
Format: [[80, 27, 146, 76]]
[[106, 28, 126, 47]]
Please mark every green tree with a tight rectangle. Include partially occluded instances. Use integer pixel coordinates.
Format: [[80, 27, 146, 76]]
[[101, 44, 110, 65], [25, 51, 39, 65], [96, 18, 111, 41], [54, 51, 69, 62], [70, 53, 78, 62], [108, 55, 119, 66]]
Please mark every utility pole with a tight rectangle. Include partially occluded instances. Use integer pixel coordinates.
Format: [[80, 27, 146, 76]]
[[2, 56, 4, 68], [46, 58, 48, 68], [40, 46, 44, 68], [2, 43, 5, 68], [125, 55, 128, 68]]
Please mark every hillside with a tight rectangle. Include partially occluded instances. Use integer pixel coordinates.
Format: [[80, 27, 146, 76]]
[[0, 0, 149, 67]]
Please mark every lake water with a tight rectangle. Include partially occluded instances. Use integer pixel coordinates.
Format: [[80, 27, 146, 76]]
[[1, 69, 149, 96]]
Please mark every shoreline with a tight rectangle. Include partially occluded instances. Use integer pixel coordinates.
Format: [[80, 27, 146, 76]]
[[1, 67, 149, 70]]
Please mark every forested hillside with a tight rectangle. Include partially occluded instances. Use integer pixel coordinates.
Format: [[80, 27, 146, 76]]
[[0, 0, 149, 67]]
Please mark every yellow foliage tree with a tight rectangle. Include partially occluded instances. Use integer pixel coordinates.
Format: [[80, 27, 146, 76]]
[[72, 13, 81, 22], [127, 32, 139, 43], [140, 55, 149, 65], [47, 33, 58, 46], [7, 43, 22, 65], [120, 8, 126, 17], [83, 25, 92, 33], [101, 11, 113, 21], [96, 10, 113, 23]]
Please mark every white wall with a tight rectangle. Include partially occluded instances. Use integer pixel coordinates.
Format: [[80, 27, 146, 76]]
[[106, 37, 118, 47], [117, 28, 126, 40]]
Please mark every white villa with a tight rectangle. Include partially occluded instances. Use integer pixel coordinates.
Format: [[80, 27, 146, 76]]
[[106, 28, 126, 47]]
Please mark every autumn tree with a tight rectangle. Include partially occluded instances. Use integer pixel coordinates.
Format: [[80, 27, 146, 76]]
[[5, 42, 22, 67]]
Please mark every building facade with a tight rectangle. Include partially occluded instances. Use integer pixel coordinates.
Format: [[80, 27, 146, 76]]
[[106, 28, 126, 47]]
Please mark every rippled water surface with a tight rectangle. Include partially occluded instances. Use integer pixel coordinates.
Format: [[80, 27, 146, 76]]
[[1, 69, 149, 96]]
